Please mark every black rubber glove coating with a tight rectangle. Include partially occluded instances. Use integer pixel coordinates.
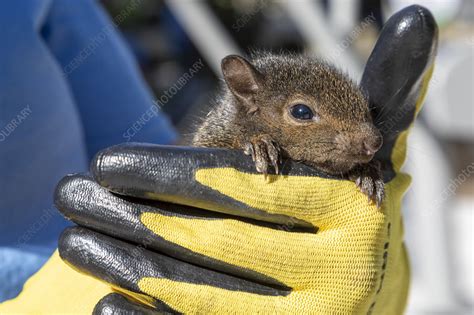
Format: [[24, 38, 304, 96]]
[[360, 5, 438, 171], [59, 226, 289, 296], [93, 293, 176, 315]]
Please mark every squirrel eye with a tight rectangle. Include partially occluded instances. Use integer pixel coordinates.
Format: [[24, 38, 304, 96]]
[[290, 104, 314, 120]]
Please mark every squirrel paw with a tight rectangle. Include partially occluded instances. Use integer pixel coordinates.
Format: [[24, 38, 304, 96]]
[[243, 135, 281, 175], [349, 161, 385, 208]]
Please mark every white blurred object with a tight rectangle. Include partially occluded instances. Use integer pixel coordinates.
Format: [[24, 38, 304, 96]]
[[404, 123, 466, 314], [449, 197, 474, 305], [281, 0, 362, 79], [424, 40, 474, 140], [328, 0, 358, 38], [164, 0, 242, 76], [387, 0, 462, 26]]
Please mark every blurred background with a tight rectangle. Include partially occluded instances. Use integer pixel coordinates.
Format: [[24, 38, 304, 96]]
[[101, 0, 473, 313], [0, 0, 471, 313]]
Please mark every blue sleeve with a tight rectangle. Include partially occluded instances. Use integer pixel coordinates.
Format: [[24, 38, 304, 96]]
[[0, 0, 87, 300], [0, 0, 86, 248], [42, 0, 178, 158], [0, 0, 177, 301]]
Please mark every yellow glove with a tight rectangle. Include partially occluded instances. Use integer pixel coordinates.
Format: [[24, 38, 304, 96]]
[[0, 4, 437, 314]]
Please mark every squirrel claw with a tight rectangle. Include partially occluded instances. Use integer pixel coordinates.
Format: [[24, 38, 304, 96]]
[[244, 135, 281, 175], [263, 138, 280, 174], [349, 161, 385, 208], [374, 178, 385, 208], [243, 142, 255, 157]]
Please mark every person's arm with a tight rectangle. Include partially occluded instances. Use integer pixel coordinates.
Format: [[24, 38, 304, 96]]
[[0, 1, 89, 301], [0, 0, 176, 302]]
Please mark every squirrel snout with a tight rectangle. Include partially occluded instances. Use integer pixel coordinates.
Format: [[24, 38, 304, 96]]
[[335, 127, 383, 161], [362, 134, 383, 156]]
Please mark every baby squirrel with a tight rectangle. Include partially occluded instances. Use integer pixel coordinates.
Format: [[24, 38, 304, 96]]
[[192, 52, 384, 207]]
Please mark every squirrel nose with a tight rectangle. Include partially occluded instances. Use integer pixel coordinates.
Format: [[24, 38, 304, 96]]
[[363, 135, 383, 156]]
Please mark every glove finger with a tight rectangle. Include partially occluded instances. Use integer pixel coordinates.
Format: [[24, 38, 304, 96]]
[[360, 4, 438, 174], [90, 143, 367, 227], [59, 227, 300, 314], [55, 174, 292, 288], [93, 293, 177, 315], [59, 226, 289, 297]]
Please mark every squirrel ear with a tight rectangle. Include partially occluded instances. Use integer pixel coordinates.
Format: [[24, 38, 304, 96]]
[[221, 55, 263, 106]]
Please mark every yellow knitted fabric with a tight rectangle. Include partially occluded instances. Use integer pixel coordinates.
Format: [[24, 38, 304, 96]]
[[0, 251, 111, 314], [137, 171, 410, 314]]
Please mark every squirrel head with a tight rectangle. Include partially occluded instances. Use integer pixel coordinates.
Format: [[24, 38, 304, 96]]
[[221, 53, 382, 174]]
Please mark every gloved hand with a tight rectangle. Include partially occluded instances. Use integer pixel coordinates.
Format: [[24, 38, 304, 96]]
[[0, 5, 438, 315], [52, 5, 438, 314], [53, 5, 438, 314]]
